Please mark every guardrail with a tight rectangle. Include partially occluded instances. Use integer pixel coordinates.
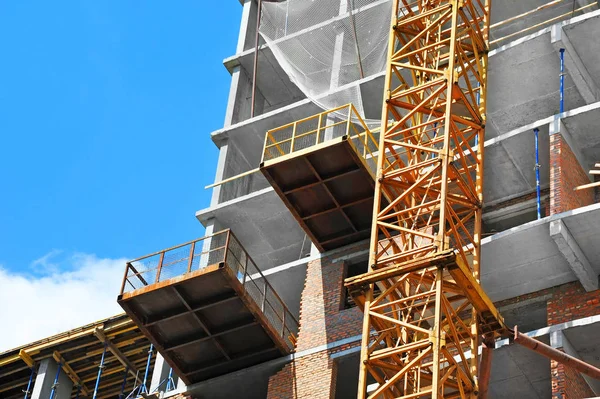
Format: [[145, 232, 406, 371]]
[[261, 103, 379, 172], [490, 0, 597, 47], [120, 229, 299, 350]]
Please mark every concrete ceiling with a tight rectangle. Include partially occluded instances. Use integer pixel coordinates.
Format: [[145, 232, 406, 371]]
[[565, 12, 600, 90], [562, 103, 600, 172], [484, 122, 550, 205], [482, 203, 600, 302], [487, 32, 585, 136]]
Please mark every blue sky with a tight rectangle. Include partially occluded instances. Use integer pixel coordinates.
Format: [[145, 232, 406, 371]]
[[0, 2, 242, 349]]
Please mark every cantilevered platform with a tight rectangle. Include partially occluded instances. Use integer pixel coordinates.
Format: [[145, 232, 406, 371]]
[[117, 230, 298, 385], [260, 104, 379, 252]]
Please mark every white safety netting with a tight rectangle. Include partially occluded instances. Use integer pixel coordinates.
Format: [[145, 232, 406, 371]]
[[259, 0, 392, 123]]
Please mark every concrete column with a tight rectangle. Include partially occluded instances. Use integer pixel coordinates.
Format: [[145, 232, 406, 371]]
[[237, 0, 254, 54], [30, 358, 73, 399], [200, 218, 218, 268], [224, 67, 242, 128], [324, 0, 349, 141], [149, 353, 178, 394], [210, 141, 229, 206]]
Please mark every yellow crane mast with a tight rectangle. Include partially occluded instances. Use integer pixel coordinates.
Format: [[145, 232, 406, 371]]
[[346, 0, 502, 397]]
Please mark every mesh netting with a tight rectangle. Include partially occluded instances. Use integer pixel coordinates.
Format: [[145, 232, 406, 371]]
[[260, 0, 392, 121]]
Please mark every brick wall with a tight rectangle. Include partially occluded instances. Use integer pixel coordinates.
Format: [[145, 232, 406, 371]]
[[549, 133, 594, 215], [547, 282, 600, 325], [551, 359, 595, 399], [266, 243, 366, 399]]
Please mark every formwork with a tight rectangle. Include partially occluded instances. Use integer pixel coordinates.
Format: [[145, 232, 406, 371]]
[[117, 229, 298, 385], [260, 104, 380, 252]]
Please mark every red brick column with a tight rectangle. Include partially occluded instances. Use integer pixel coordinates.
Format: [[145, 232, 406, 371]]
[[551, 358, 595, 398], [266, 246, 364, 399], [549, 133, 594, 215]]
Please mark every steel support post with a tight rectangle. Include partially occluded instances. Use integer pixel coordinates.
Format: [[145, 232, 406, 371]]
[[92, 343, 107, 399], [118, 367, 128, 399], [560, 48, 565, 113], [23, 367, 36, 399], [48, 362, 62, 399], [140, 344, 154, 394], [534, 128, 542, 219]]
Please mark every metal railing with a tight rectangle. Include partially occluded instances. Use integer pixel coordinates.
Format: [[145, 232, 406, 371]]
[[490, 0, 597, 47], [261, 103, 379, 174], [120, 229, 299, 351]]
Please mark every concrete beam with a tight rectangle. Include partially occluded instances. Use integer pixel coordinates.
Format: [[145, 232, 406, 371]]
[[551, 23, 599, 104], [550, 219, 598, 291]]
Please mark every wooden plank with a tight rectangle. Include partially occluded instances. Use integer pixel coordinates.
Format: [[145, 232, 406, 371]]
[[589, 170, 600, 175], [18, 350, 35, 368], [574, 181, 600, 191]]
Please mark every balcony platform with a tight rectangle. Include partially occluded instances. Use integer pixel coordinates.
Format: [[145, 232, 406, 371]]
[[260, 104, 380, 252], [117, 230, 298, 385]]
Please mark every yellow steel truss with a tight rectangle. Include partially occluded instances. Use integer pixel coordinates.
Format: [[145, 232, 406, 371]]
[[346, 0, 503, 398]]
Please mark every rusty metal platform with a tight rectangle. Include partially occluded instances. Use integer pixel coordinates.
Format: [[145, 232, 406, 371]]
[[117, 230, 298, 385], [260, 104, 379, 252]]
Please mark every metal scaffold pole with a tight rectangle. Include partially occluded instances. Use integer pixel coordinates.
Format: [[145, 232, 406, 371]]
[[22, 367, 36, 399], [140, 344, 154, 394], [534, 128, 542, 219], [48, 362, 62, 399], [92, 343, 107, 399]]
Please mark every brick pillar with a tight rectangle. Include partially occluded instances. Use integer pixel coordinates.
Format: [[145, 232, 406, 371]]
[[549, 133, 594, 215], [551, 359, 595, 399], [267, 246, 364, 399]]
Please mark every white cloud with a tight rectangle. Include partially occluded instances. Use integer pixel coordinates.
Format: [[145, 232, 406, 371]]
[[0, 252, 128, 352]]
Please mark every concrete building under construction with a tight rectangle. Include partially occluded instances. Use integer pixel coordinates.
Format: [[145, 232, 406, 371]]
[[2, 0, 600, 398]]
